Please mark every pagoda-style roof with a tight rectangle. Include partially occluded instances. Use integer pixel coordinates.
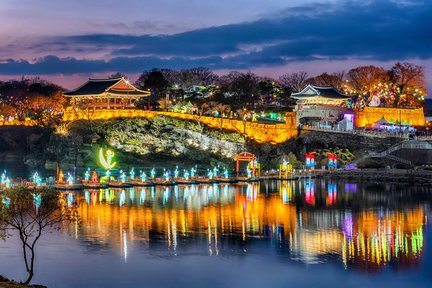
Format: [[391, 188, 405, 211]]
[[63, 77, 149, 97], [291, 85, 351, 100]]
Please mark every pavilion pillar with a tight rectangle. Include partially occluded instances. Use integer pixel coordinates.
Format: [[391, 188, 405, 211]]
[[252, 161, 255, 177]]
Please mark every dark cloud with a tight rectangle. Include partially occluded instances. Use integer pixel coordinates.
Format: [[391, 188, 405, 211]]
[[0, 0, 431, 75]]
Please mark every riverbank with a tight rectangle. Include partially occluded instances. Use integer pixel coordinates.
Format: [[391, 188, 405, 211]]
[[325, 168, 432, 184], [0, 275, 46, 288]]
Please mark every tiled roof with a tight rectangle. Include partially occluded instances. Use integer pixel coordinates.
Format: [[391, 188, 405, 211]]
[[292, 85, 351, 99], [64, 78, 148, 96]]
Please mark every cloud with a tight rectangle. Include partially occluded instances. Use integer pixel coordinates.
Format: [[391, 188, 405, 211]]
[[0, 0, 431, 75]]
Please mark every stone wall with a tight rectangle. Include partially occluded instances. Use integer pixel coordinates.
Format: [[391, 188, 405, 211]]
[[355, 107, 425, 127], [63, 109, 298, 144]]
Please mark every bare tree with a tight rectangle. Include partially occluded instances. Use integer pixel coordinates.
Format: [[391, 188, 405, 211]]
[[305, 72, 346, 90], [0, 187, 78, 285], [279, 71, 308, 92]]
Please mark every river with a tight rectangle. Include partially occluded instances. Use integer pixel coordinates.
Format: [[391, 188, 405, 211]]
[[0, 179, 431, 287]]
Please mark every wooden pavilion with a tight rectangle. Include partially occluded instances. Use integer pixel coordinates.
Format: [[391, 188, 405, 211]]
[[63, 77, 150, 110]]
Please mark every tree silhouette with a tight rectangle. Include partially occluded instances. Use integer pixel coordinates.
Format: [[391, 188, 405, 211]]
[[0, 187, 78, 285]]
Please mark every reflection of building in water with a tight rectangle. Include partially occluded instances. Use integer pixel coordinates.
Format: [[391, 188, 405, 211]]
[[291, 207, 426, 268], [342, 209, 425, 270], [291, 209, 348, 263], [73, 184, 296, 258], [68, 183, 427, 270]]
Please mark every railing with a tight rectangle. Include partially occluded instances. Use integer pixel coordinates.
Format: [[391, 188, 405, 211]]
[[365, 140, 432, 165], [302, 125, 410, 139]]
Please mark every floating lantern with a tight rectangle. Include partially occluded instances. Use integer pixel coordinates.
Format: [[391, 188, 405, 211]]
[[305, 154, 315, 168], [67, 173, 74, 185], [91, 171, 98, 183], [223, 168, 229, 179], [140, 170, 147, 182], [84, 168, 90, 181], [184, 169, 190, 180], [328, 154, 338, 170], [99, 148, 116, 170], [129, 168, 135, 180]]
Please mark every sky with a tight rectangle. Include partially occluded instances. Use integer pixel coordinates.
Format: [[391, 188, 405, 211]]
[[0, 0, 431, 90]]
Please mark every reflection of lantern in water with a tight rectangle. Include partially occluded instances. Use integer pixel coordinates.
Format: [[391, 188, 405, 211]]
[[342, 209, 425, 270], [342, 213, 353, 239], [85, 190, 90, 205], [280, 181, 293, 204], [246, 183, 259, 201], [139, 188, 146, 205], [183, 186, 190, 201], [163, 187, 170, 206], [304, 181, 315, 205], [207, 185, 214, 199], [105, 189, 110, 202], [67, 193, 73, 207], [91, 191, 98, 205], [344, 183, 357, 193], [129, 188, 135, 204], [119, 190, 126, 207], [174, 185, 179, 201], [223, 184, 229, 196], [151, 186, 155, 200], [326, 183, 337, 206]]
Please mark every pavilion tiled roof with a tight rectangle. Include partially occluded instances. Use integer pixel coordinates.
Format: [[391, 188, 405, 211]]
[[291, 85, 351, 100], [63, 77, 148, 96]]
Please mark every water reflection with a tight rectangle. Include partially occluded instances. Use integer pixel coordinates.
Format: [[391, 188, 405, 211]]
[[64, 180, 430, 272]]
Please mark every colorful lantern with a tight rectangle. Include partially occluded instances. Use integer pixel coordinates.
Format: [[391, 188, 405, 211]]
[[305, 154, 315, 167], [328, 154, 338, 170]]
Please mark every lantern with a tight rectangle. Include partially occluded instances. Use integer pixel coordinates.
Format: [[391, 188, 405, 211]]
[[328, 154, 338, 170], [305, 154, 315, 167]]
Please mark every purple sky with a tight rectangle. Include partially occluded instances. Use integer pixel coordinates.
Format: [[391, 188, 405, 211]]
[[0, 0, 431, 91]]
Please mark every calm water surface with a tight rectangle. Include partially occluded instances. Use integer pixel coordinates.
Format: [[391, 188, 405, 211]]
[[0, 179, 431, 288]]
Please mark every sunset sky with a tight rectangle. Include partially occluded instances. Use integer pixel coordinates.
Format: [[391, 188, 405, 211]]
[[0, 0, 431, 90]]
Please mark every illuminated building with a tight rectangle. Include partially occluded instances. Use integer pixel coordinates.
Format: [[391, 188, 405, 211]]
[[292, 85, 352, 128], [63, 77, 150, 111]]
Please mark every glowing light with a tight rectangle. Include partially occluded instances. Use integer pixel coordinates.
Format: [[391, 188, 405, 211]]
[[223, 168, 229, 179], [129, 168, 135, 180], [207, 168, 214, 179], [0, 170, 11, 188], [139, 188, 146, 205], [32, 172, 42, 186], [99, 148, 116, 170], [119, 190, 126, 207], [183, 169, 190, 180], [305, 154, 315, 168], [67, 173, 74, 185], [190, 167, 196, 177], [84, 168, 90, 181], [212, 166, 219, 177], [140, 170, 147, 182], [119, 170, 126, 183]]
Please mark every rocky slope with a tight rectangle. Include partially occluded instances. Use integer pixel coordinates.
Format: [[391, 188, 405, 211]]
[[0, 116, 408, 177]]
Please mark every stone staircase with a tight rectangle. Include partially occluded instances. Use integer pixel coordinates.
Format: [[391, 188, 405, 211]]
[[361, 140, 432, 166]]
